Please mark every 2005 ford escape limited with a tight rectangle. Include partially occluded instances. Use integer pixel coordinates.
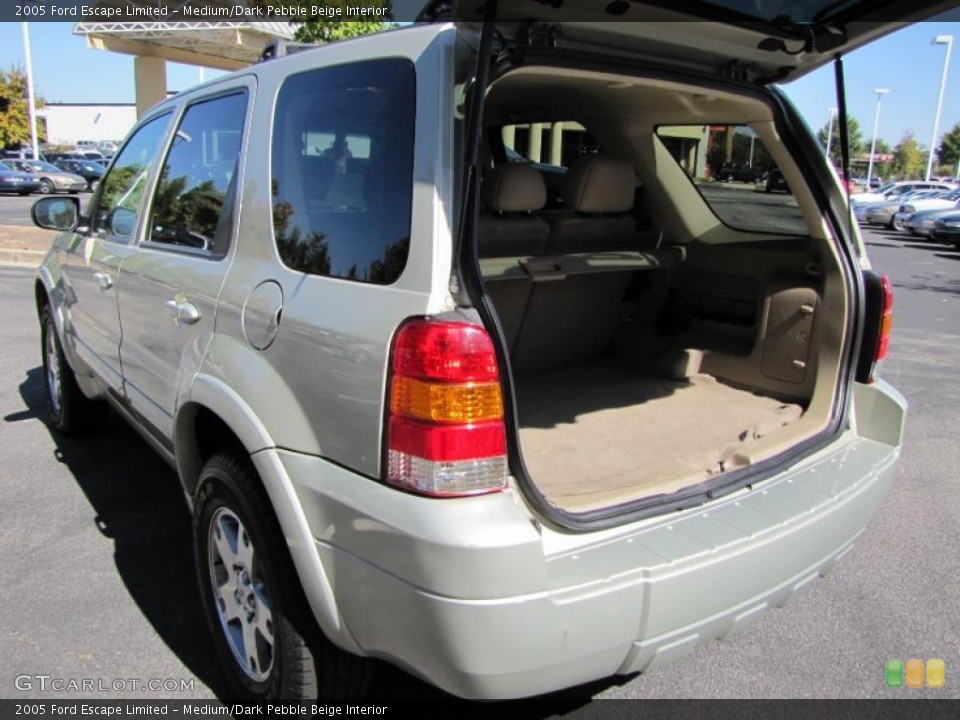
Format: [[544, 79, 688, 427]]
[[32, 0, 937, 701]]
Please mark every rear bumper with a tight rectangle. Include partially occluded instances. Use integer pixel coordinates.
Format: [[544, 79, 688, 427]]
[[282, 381, 905, 699]]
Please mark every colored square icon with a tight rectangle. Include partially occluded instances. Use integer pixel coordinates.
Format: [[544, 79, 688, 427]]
[[927, 659, 945, 688], [905, 659, 924, 688], [885, 659, 904, 687]]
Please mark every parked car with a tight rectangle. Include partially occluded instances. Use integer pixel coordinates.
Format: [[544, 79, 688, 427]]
[[32, 9, 910, 702], [864, 190, 947, 230], [851, 180, 956, 207], [764, 168, 790, 193], [0, 160, 41, 195], [54, 159, 106, 191], [932, 213, 960, 247], [717, 162, 762, 183], [6, 159, 87, 194], [898, 186, 960, 217], [900, 207, 960, 237]]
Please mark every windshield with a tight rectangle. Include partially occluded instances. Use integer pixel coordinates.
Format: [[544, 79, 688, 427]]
[[25, 162, 61, 172]]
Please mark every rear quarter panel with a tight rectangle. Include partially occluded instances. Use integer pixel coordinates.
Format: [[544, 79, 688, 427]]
[[203, 26, 459, 478]]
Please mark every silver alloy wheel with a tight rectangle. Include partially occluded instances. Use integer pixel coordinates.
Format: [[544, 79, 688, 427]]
[[39, 178, 55, 194], [208, 507, 275, 682], [44, 323, 61, 416], [90, 180, 99, 192]]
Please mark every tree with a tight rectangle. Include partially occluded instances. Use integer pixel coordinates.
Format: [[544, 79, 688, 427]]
[[890, 132, 925, 179], [260, 1, 392, 43], [0, 66, 44, 149], [816, 115, 866, 167], [817, 117, 879, 167], [937, 122, 960, 169]]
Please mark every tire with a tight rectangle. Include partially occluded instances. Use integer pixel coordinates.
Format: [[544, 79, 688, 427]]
[[194, 452, 373, 700], [38, 178, 55, 194], [889, 217, 903, 232], [39, 305, 107, 435], [89, 179, 99, 192]]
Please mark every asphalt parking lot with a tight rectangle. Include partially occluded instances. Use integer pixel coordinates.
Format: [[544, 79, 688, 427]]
[[0, 192, 958, 704]]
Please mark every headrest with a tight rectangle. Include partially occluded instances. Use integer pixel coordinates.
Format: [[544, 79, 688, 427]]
[[482, 164, 547, 213], [563, 155, 635, 213]]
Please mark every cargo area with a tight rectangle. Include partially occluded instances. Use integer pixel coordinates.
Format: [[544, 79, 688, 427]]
[[477, 67, 851, 514], [515, 361, 804, 511]]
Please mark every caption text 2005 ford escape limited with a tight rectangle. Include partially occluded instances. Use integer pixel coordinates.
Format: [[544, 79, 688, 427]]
[[31, 0, 940, 702]]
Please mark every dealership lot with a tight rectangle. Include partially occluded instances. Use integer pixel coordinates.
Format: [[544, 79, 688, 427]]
[[0, 207, 958, 701]]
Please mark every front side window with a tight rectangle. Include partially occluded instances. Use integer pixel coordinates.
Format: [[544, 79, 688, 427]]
[[147, 92, 248, 255], [502, 121, 600, 169], [94, 114, 171, 241], [271, 59, 415, 284]]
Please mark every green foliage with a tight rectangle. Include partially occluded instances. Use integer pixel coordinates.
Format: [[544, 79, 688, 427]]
[[937, 122, 960, 169], [890, 132, 926, 180], [816, 115, 866, 166], [0, 66, 44, 149], [259, 1, 392, 43], [874, 138, 892, 155]]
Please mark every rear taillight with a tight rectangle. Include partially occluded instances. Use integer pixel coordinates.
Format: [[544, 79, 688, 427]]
[[386, 319, 508, 497], [875, 274, 893, 362]]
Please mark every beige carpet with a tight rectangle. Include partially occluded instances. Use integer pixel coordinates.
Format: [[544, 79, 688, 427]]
[[516, 360, 803, 512]]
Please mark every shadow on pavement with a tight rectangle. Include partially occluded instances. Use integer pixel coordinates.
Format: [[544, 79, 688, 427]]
[[13, 366, 622, 710], [16, 365, 229, 698]]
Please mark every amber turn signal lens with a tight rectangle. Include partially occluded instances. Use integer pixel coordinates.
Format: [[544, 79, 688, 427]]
[[391, 376, 503, 424]]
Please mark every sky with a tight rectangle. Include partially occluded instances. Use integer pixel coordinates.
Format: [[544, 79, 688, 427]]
[[1, 19, 959, 152]]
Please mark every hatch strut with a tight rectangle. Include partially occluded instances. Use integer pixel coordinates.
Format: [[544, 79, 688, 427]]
[[833, 53, 851, 198], [833, 52, 857, 244]]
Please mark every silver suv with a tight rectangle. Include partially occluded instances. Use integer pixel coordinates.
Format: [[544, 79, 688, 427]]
[[33, 4, 921, 701]]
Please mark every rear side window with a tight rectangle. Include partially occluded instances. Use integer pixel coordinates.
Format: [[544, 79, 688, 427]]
[[147, 91, 247, 256], [271, 59, 415, 284], [657, 124, 807, 236]]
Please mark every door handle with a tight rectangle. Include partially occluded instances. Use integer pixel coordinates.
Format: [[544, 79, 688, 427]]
[[165, 299, 201, 325], [93, 272, 113, 291]]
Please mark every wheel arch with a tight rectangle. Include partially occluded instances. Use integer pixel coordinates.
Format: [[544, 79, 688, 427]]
[[176, 376, 363, 656]]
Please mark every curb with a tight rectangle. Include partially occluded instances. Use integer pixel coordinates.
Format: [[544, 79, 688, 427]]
[[0, 249, 46, 267]]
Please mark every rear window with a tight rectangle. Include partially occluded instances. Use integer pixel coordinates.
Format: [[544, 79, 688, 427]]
[[657, 124, 807, 236], [271, 59, 415, 284]]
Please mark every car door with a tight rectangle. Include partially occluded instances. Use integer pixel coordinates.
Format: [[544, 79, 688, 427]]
[[60, 113, 172, 394], [117, 84, 251, 441]]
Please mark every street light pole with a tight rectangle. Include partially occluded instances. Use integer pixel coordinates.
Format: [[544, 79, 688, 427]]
[[926, 34, 953, 181], [867, 88, 890, 186], [21, 22, 39, 161], [825, 107, 838, 162]]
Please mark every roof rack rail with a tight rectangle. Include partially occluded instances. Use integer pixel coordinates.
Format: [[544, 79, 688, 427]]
[[258, 40, 320, 64]]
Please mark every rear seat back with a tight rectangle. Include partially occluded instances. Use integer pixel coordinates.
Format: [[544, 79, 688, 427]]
[[543, 155, 639, 253], [512, 155, 677, 371], [478, 164, 549, 351]]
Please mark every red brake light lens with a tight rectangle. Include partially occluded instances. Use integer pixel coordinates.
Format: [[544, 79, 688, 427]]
[[876, 274, 893, 361], [386, 319, 508, 497]]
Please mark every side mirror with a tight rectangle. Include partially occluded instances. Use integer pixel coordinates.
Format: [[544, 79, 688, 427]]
[[32, 196, 80, 232], [109, 207, 138, 238]]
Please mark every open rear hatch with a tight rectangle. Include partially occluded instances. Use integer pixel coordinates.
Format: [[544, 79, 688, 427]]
[[423, 0, 957, 82], [437, 0, 937, 527]]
